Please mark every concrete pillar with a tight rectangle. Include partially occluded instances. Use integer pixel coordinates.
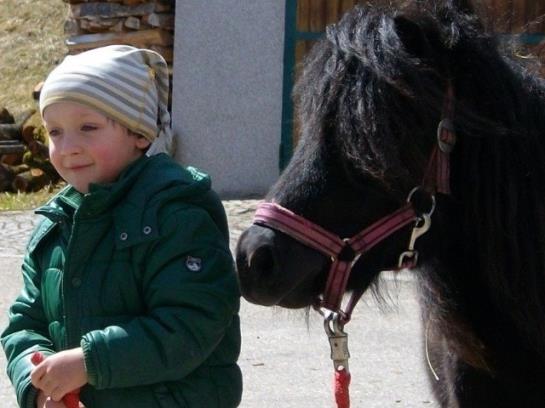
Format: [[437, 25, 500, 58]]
[[172, 0, 285, 198]]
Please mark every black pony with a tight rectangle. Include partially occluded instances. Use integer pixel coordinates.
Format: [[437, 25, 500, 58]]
[[236, 1, 545, 406]]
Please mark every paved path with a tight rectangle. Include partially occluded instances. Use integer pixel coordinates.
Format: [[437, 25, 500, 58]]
[[0, 201, 438, 407]]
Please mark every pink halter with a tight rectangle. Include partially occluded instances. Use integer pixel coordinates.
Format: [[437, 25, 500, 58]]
[[254, 202, 416, 321], [252, 85, 456, 322]]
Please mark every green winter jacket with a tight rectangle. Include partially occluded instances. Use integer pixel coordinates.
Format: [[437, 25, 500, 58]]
[[1, 153, 242, 408]]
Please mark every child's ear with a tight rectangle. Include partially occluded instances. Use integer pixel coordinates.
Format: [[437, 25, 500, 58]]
[[136, 136, 151, 150]]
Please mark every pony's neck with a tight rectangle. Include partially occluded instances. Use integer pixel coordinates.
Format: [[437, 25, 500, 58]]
[[439, 67, 545, 357]]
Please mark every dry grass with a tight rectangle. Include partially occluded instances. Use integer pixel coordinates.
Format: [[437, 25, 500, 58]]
[[0, 0, 68, 121], [0, 0, 68, 209], [0, 183, 64, 211]]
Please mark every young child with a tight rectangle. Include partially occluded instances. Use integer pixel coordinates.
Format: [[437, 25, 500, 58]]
[[1, 45, 242, 408]]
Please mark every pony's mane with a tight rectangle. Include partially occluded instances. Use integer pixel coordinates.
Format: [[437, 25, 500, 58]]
[[291, 1, 545, 355]]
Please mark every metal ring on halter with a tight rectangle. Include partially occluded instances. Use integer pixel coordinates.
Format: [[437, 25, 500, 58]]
[[406, 186, 436, 218], [324, 312, 345, 337]]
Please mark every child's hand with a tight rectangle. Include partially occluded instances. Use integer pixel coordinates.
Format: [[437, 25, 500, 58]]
[[36, 390, 85, 408], [31, 348, 87, 403], [36, 390, 70, 407]]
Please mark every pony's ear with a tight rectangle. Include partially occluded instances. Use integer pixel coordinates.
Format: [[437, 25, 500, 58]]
[[394, 16, 430, 59], [446, 0, 476, 15]]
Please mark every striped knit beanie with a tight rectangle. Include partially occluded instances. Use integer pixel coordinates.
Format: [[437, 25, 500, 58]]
[[39, 45, 174, 156]]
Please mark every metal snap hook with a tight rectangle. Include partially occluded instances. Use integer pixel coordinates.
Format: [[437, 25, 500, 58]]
[[398, 213, 432, 269], [323, 312, 350, 371]]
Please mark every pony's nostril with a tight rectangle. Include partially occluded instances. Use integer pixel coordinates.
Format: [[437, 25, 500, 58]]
[[248, 245, 276, 278]]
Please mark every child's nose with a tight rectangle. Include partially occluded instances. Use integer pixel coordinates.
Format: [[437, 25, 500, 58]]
[[58, 135, 83, 155]]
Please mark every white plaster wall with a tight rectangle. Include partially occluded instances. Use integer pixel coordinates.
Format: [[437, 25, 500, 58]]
[[172, 0, 285, 198]]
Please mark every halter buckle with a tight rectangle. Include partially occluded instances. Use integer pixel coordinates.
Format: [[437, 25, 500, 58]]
[[437, 118, 456, 153]]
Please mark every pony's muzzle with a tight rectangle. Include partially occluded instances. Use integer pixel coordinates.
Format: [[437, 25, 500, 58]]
[[235, 226, 283, 306]]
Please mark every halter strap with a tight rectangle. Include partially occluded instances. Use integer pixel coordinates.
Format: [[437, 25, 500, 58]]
[[254, 202, 416, 321], [423, 84, 456, 194], [253, 84, 456, 321]]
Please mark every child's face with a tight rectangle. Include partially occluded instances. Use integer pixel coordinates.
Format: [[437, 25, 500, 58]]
[[44, 102, 150, 193]]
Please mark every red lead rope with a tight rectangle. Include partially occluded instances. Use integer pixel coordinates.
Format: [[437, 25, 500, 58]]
[[325, 313, 352, 408], [335, 368, 351, 408]]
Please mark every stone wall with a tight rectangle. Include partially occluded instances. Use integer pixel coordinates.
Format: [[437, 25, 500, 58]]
[[62, 0, 175, 65]]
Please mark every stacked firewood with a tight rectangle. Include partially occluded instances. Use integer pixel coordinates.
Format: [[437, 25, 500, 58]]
[[0, 108, 60, 193], [62, 0, 175, 64]]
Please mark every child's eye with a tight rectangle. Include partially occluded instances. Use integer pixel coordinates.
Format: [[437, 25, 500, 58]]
[[81, 125, 98, 132], [47, 129, 61, 137]]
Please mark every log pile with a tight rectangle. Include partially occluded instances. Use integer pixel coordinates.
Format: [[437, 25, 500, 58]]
[[0, 108, 60, 193], [62, 0, 175, 64]]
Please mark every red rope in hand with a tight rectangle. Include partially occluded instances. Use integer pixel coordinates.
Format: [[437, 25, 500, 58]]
[[31, 352, 81, 408], [334, 366, 351, 408]]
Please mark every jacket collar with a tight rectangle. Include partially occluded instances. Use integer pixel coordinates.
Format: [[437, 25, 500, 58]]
[[35, 154, 212, 249], [109, 154, 212, 249]]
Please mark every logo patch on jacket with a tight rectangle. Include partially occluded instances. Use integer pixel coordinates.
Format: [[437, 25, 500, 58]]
[[185, 256, 202, 272]]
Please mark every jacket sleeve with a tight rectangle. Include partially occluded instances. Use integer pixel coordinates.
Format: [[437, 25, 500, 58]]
[[80, 206, 240, 389], [1, 253, 56, 408]]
